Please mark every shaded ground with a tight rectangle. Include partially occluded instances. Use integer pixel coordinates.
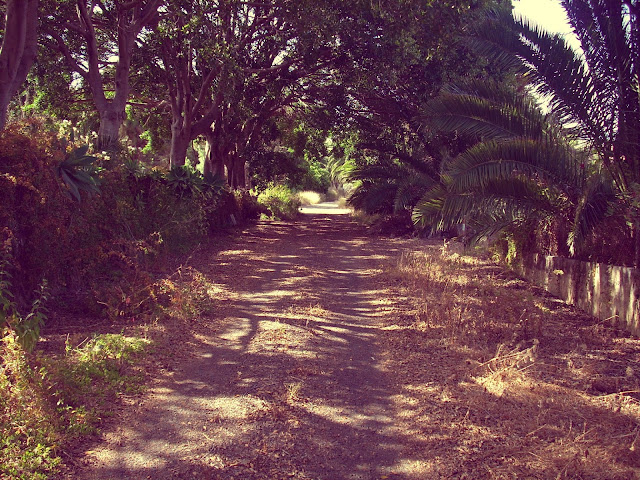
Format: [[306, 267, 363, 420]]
[[64, 210, 640, 480]]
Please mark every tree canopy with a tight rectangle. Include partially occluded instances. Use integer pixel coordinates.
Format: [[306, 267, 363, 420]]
[[2, 0, 638, 265]]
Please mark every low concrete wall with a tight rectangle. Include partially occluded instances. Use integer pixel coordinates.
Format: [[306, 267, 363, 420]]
[[516, 254, 640, 336]]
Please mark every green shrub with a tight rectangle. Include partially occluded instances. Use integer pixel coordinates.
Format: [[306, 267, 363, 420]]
[[257, 184, 301, 220], [0, 332, 150, 480], [0, 121, 254, 317], [296, 190, 324, 206]]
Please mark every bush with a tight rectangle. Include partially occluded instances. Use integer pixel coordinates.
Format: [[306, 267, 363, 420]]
[[0, 119, 253, 318], [233, 190, 263, 222], [296, 191, 324, 206], [257, 184, 301, 220]]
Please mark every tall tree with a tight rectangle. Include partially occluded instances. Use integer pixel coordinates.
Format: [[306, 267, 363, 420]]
[[0, 0, 38, 130], [149, 0, 340, 175], [42, 0, 161, 151], [147, 0, 227, 168]]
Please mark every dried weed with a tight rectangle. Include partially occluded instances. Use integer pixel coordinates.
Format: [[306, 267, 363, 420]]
[[381, 241, 640, 479]]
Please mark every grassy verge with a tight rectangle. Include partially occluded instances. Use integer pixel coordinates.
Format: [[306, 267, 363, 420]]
[[379, 241, 640, 479], [0, 331, 149, 479]]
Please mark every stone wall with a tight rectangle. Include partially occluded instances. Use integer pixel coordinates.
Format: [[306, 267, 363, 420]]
[[516, 254, 640, 336]]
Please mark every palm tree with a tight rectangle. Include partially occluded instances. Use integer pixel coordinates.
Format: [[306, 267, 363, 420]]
[[347, 123, 442, 216], [415, 2, 639, 265], [349, 156, 438, 215], [413, 79, 599, 253]]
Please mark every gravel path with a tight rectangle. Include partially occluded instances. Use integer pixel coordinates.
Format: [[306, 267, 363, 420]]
[[76, 211, 415, 480]]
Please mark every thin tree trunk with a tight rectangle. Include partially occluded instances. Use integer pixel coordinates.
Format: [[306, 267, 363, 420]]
[[634, 224, 640, 268], [92, 14, 134, 152], [0, 89, 11, 131], [0, 0, 38, 130]]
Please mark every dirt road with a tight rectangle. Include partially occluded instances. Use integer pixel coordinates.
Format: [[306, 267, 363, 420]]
[[76, 211, 417, 479], [72, 208, 640, 480]]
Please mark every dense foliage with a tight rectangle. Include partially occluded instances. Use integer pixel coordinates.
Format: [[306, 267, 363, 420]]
[[0, 120, 255, 322], [349, 1, 640, 267]]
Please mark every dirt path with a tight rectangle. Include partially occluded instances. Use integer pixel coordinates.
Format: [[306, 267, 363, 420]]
[[76, 212, 417, 479], [70, 210, 640, 480]]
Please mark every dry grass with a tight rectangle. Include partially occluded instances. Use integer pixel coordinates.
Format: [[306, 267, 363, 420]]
[[378, 241, 640, 479]]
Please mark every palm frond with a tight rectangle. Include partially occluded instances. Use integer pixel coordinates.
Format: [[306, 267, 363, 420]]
[[349, 163, 406, 182], [347, 180, 397, 214], [464, 203, 530, 244], [444, 138, 582, 196], [468, 10, 608, 147], [413, 185, 539, 234], [423, 81, 552, 141], [568, 172, 617, 254], [393, 173, 437, 213], [412, 184, 449, 230]]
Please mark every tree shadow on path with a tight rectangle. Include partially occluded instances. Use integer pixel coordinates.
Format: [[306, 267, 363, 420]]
[[76, 213, 426, 480]]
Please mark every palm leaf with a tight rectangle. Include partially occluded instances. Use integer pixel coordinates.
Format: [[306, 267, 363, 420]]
[[444, 138, 582, 196], [468, 10, 607, 147], [393, 173, 437, 213], [347, 180, 398, 214], [56, 146, 101, 201], [423, 80, 553, 141], [412, 184, 449, 230], [349, 162, 406, 182], [568, 172, 618, 254]]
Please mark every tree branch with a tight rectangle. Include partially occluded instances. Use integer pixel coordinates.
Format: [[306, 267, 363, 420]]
[[47, 30, 88, 78]]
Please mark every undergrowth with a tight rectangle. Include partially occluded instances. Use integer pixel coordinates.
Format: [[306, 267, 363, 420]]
[[0, 119, 258, 316], [257, 184, 301, 220], [0, 331, 149, 479]]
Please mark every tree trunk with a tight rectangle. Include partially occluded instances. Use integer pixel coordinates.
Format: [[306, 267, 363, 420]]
[[96, 106, 125, 152], [0, 0, 38, 130], [169, 124, 191, 169], [634, 224, 640, 268], [0, 89, 11, 131], [203, 132, 226, 178], [227, 156, 247, 189]]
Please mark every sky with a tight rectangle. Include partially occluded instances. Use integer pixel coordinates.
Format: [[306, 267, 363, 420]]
[[511, 0, 581, 51], [512, 0, 572, 34]]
